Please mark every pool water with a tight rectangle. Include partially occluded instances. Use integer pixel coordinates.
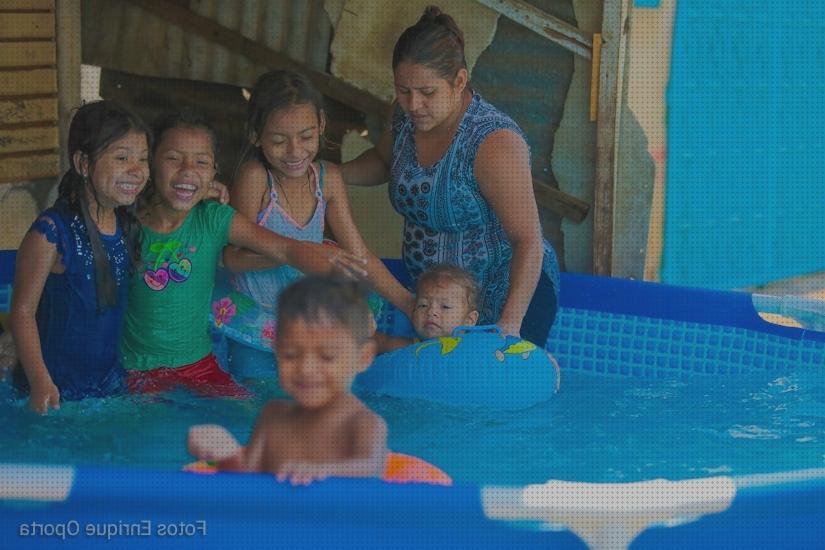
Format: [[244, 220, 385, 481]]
[[2, 368, 823, 486]]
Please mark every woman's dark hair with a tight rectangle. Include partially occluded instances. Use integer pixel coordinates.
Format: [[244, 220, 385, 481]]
[[143, 108, 220, 201], [392, 5, 467, 80], [239, 70, 325, 173], [57, 100, 151, 309]]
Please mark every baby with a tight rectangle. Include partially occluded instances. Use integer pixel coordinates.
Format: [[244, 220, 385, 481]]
[[188, 276, 387, 485], [377, 264, 561, 391], [375, 264, 480, 353]]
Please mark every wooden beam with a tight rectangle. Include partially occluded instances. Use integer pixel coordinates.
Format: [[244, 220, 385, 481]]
[[0, 41, 55, 68], [592, 0, 629, 275], [56, 0, 80, 175], [0, 0, 53, 9], [126, 0, 388, 120], [0, 68, 57, 96], [0, 126, 59, 155], [533, 177, 589, 224], [592, 0, 632, 276], [0, 98, 58, 124], [0, 151, 59, 183], [0, 13, 54, 39], [475, 0, 592, 59]]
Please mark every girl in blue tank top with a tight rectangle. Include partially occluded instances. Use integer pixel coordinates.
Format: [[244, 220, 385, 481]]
[[10, 101, 151, 413], [217, 71, 414, 379]]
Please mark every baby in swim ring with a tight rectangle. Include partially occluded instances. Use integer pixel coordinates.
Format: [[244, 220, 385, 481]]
[[375, 264, 561, 392], [188, 276, 387, 485], [375, 264, 480, 353]]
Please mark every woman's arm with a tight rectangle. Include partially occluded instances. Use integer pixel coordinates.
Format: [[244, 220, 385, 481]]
[[323, 163, 415, 316], [10, 224, 61, 413], [339, 106, 394, 187], [228, 211, 367, 280], [475, 130, 545, 337], [222, 161, 282, 273]]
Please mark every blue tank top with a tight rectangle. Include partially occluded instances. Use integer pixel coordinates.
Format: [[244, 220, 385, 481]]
[[389, 92, 560, 324], [25, 200, 128, 399], [232, 161, 326, 313]]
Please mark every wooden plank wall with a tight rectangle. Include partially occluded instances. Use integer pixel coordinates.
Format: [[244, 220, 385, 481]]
[[0, 0, 60, 184]]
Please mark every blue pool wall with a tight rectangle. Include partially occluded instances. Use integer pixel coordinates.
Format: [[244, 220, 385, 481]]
[[1, 466, 824, 549], [0, 466, 587, 550]]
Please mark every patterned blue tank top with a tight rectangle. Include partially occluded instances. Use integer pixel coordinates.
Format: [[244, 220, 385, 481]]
[[232, 162, 326, 313], [26, 200, 129, 399], [389, 92, 560, 324]]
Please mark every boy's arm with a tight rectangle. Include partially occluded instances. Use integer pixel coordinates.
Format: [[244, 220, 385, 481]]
[[187, 402, 276, 472], [276, 412, 388, 485], [187, 424, 243, 463]]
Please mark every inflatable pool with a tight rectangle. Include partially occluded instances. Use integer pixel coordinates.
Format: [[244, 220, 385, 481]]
[[1, 253, 824, 549]]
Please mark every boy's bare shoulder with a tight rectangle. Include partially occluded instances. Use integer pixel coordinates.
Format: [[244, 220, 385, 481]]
[[350, 400, 387, 431]]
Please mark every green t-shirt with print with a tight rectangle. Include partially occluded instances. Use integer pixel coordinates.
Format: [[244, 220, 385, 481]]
[[121, 201, 236, 371]]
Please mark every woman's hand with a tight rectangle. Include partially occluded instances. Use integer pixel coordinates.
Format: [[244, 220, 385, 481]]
[[207, 179, 230, 204], [495, 320, 522, 339], [28, 379, 60, 414]]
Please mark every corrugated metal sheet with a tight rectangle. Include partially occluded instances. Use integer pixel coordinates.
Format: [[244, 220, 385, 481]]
[[471, 0, 577, 260], [81, 0, 332, 89]]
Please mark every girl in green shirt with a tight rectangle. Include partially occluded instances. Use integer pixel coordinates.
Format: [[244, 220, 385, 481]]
[[121, 111, 368, 397]]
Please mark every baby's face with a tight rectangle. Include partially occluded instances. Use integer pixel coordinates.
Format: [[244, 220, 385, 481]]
[[412, 281, 477, 339], [275, 316, 373, 409]]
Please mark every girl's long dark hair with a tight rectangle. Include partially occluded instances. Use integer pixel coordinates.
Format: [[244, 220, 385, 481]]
[[58, 100, 151, 309], [238, 70, 324, 177]]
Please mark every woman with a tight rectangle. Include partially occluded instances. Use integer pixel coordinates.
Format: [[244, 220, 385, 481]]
[[342, 6, 560, 346]]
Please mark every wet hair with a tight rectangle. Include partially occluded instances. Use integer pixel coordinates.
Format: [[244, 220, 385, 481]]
[[143, 108, 219, 201], [392, 5, 467, 80], [239, 70, 325, 173], [277, 276, 373, 344], [416, 264, 479, 311], [57, 100, 151, 309]]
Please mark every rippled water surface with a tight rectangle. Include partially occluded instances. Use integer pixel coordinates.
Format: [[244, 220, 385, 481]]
[[2, 369, 823, 485]]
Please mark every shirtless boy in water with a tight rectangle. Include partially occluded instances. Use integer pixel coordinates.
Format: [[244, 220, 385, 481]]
[[188, 276, 387, 485]]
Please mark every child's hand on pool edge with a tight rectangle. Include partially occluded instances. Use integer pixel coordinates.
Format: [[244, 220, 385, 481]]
[[276, 461, 330, 486], [188, 424, 242, 462], [29, 378, 60, 414]]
